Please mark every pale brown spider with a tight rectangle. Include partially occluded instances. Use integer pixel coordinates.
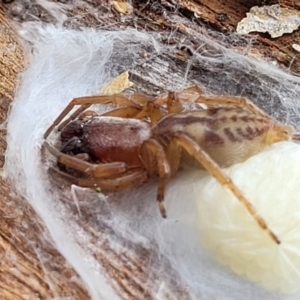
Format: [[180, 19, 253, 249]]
[[43, 86, 299, 245]]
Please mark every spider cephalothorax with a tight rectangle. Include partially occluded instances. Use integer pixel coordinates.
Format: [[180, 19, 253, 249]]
[[44, 86, 297, 244]]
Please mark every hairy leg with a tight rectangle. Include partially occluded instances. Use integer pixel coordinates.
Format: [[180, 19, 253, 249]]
[[44, 141, 126, 178], [48, 167, 148, 191], [173, 133, 280, 244], [44, 94, 141, 138]]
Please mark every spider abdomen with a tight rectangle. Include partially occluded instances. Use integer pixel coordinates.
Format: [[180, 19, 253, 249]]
[[82, 117, 151, 167], [154, 108, 275, 167]]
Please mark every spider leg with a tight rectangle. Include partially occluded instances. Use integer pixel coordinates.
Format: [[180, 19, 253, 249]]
[[128, 93, 155, 106], [192, 95, 268, 117], [48, 167, 148, 191], [100, 94, 167, 124], [151, 85, 204, 115], [43, 141, 126, 178], [101, 106, 144, 118], [44, 94, 142, 138], [154, 86, 267, 117], [56, 104, 92, 132], [134, 102, 166, 124], [78, 110, 98, 119], [151, 92, 185, 115], [92, 103, 165, 125], [153, 85, 204, 107], [140, 139, 171, 217], [173, 133, 280, 245]]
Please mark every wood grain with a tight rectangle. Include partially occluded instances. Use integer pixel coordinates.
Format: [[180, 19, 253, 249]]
[[0, 2, 90, 299]]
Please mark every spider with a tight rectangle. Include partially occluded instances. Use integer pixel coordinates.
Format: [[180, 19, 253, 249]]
[[43, 86, 299, 245]]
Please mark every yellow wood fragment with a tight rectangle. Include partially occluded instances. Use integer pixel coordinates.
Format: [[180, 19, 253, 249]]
[[112, 1, 133, 14], [99, 71, 133, 95]]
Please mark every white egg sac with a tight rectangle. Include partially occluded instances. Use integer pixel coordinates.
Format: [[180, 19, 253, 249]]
[[196, 141, 300, 294]]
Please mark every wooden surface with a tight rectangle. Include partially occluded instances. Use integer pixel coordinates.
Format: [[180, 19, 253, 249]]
[[1, 0, 300, 299], [0, 3, 90, 299]]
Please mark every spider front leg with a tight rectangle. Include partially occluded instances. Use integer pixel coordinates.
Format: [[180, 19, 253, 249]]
[[44, 94, 143, 138], [173, 133, 280, 245], [43, 141, 126, 178], [48, 166, 148, 191]]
